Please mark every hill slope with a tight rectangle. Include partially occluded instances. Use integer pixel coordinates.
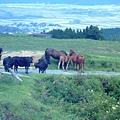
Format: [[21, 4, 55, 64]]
[[0, 74, 120, 120]]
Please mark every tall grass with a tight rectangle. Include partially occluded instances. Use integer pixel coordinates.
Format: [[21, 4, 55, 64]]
[[0, 74, 120, 120]]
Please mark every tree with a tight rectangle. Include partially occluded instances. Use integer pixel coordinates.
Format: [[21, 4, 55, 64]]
[[64, 28, 75, 39], [84, 25, 103, 40], [48, 25, 104, 40], [76, 29, 84, 38]]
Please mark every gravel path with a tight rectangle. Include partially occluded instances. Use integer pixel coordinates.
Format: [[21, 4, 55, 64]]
[[0, 68, 120, 76]]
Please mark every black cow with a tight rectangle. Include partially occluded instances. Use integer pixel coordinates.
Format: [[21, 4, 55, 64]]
[[3, 56, 14, 72], [13, 56, 33, 74], [34, 58, 48, 73], [0, 47, 3, 60]]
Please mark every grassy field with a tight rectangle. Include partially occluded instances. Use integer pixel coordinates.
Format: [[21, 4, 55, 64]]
[[0, 34, 120, 71], [0, 34, 120, 120], [0, 74, 120, 120]]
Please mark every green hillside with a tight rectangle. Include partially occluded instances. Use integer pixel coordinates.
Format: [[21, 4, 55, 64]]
[[0, 74, 120, 120], [0, 34, 120, 72], [0, 34, 120, 119]]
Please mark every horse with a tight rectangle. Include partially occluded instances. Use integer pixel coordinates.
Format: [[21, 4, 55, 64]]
[[69, 49, 85, 72], [58, 55, 71, 70], [45, 48, 67, 64]]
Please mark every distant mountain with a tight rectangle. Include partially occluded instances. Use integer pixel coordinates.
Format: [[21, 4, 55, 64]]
[[0, 0, 120, 5]]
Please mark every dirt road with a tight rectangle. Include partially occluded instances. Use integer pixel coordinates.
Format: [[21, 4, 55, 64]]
[[0, 68, 120, 76]]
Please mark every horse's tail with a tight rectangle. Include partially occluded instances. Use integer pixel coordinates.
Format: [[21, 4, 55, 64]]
[[77, 55, 85, 64], [77, 55, 85, 72]]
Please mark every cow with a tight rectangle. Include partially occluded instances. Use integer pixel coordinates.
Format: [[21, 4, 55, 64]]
[[0, 47, 3, 60], [13, 56, 33, 74], [34, 58, 48, 73], [3, 56, 14, 72]]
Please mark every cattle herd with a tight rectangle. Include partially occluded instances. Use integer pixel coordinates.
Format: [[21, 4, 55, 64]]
[[0, 47, 85, 74]]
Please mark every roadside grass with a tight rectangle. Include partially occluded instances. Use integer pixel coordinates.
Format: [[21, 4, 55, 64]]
[[0, 74, 120, 120], [0, 34, 120, 72]]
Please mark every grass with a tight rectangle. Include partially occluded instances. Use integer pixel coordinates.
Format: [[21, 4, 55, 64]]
[[0, 74, 120, 120], [0, 34, 120, 119], [0, 34, 120, 72]]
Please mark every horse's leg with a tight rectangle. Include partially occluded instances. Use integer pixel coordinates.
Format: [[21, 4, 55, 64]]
[[66, 62, 69, 70], [79, 63, 83, 72], [79, 63, 81, 71], [75, 63, 77, 70], [62, 61, 65, 70], [74, 63, 76, 70], [82, 62, 84, 73], [72, 61, 75, 70], [58, 60, 61, 69], [82, 60, 85, 72]]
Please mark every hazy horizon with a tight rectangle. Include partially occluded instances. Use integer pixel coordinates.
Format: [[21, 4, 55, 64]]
[[0, 0, 120, 5], [0, 2, 120, 33]]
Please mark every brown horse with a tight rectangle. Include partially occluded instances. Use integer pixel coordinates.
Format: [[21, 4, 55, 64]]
[[45, 48, 67, 64], [69, 49, 85, 72], [58, 55, 71, 70]]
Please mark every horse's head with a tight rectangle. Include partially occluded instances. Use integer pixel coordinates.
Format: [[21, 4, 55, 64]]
[[69, 49, 75, 56]]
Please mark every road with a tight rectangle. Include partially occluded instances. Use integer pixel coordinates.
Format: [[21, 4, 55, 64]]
[[0, 68, 120, 76]]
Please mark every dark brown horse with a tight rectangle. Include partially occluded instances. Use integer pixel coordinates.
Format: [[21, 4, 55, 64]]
[[69, 49, 85, 72], [45, 48, 67, 64]]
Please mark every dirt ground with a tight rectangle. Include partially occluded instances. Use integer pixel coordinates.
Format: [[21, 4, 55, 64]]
[[0, 50, 44, 67], [1, 51, 120, 76]]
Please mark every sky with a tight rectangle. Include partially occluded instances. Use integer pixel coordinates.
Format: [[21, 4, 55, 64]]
[[0, 0, 120, 5]]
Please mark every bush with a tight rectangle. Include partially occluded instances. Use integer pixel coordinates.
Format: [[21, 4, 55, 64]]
[[0, 74, 120, 120]]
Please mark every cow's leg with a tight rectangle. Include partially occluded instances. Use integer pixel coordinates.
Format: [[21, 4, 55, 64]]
[[39, 68, 40, 73], [25, 67, 28, 74], [4, 67, 7, 72], [5, 66, 9, 72], [0, 54, 2, 60], [14, 66, 18, 73]]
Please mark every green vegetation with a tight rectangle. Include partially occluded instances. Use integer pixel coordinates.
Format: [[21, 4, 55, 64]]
[[0, 74, 120, 120], [102, 28, 120, 41], [0, 34, 120, 72], [0, 34, 120, 119], [49, 26, 120, 41], [48, 26, 120, 41], [48, 25, 103, 40]]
